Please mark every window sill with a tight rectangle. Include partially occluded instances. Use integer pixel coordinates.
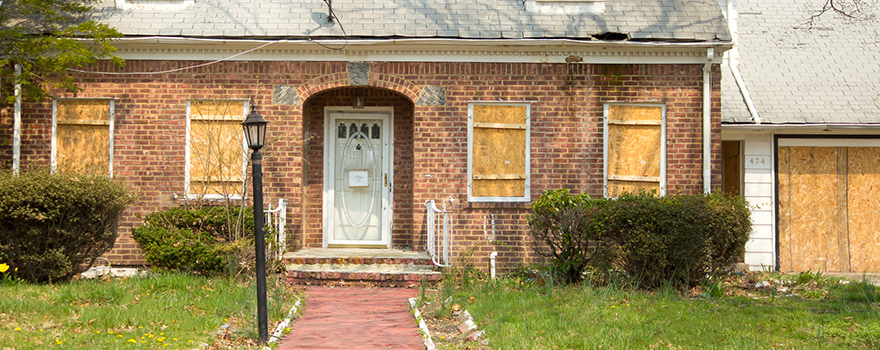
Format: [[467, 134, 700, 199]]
[[465, 201, 532, 210]]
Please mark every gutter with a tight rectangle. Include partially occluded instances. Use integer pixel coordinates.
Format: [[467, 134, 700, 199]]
[[703, 48, 714, 194]]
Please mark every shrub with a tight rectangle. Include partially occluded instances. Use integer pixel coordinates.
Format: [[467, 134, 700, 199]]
[[0, 171, 134, 283], [527, 190, 752, 289], [527, 189, 613, 283], [132, 205, 255, 275]]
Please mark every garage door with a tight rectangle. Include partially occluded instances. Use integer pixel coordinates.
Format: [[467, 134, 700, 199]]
[[778, 142, 880, 272]]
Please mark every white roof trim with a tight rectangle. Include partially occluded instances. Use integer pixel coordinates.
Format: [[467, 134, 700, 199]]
[[100, 37, 731, 64]]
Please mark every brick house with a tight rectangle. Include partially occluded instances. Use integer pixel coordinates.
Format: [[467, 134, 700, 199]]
[[721, 0, 880, 273], [2, 0, 732, 272]]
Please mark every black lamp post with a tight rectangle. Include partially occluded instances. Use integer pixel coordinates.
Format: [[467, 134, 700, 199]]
[[242, 104, 268, 345]]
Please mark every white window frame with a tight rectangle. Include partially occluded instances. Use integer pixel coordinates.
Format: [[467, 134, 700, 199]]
[[50, 98, 115, 177], [603, 103, 667, 198], [467, 101, 532, 203], [185, 99, 249, 200]]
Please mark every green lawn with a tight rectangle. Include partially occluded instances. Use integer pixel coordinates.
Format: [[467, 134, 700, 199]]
[[430, 272, 880, 349], [0, 272, 299, 349]]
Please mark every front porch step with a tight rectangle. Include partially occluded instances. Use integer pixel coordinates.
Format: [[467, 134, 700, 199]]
[[284, 248, 441, 287]]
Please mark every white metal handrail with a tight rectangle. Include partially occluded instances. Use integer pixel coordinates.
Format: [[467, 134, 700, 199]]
[[264, 199, 288, 260], [426, 199, 453, 267]]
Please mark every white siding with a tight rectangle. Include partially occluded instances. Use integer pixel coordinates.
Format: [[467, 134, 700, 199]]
[[742, 134, 775, 271]]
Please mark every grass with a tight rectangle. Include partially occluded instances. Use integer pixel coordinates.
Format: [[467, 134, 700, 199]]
[[0, 271, 300, 349], [426, 270, 880, 349]]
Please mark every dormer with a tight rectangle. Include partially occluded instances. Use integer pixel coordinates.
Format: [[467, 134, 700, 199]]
[[524, 0, 606, 15]]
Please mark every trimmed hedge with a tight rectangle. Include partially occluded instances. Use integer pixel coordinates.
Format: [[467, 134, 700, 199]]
[[0, 171, 134, 283], [132, 205, 255, 275], [528, 190, 751, 288]]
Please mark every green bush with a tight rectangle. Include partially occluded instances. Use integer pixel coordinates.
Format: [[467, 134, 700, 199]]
[[0, 171, 134, 283], [527, 190, 752, 289], [527, 189, 612, 283], [132, 205, 255, 275]]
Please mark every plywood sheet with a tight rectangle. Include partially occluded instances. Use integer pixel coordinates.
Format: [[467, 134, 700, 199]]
[[473, 179, 525, 198], [190, 120, 244, 186], [191, 100, 244, 120], [56, 124, 109, 175], [847, 147, 880, 272], [607, 180, 659, 198], [473, 105, 527, 125], [778, 146, 843, 272], [607, 125, 661, 178], [57, 100, 110, 122], [190, 181, 243, 197], [608, 105, 662, 122]]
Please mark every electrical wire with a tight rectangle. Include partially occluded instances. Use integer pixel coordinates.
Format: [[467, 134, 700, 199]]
[[65, 41, 277, 75], [312, 0, 347, 51]]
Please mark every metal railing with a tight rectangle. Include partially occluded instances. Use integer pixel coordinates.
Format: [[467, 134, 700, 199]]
[[426, 199, 453, 267], [264, 199, 287, 260]]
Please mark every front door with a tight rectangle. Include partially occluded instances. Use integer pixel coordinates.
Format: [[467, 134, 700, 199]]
[[324, 111, 392, 247]]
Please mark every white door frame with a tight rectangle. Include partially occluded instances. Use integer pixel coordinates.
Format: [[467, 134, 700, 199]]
[[323, 107, 394, 248]]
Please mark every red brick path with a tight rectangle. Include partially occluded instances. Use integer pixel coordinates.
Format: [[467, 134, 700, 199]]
[[276, 286, 424, 350]]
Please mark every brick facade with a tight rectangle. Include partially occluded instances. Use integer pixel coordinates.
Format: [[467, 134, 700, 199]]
[[0, 60, 723, 270]]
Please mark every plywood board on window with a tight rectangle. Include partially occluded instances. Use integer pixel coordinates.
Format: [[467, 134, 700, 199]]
[[472, 128, 526, 175], [607, 180, 659, 198], [57, 124, 109, 175], [57, 100, 110, 122], [846, 147, 880, 272], [191, 100, 244, 120], [473, 179, 525, 198], [778, 146, 843, 272], [473, 105, 527, 125], [190, 120, 244, 183], [608, 105, 662, 122], [607, 125, 661, 178], [190, 181, 243, 197]]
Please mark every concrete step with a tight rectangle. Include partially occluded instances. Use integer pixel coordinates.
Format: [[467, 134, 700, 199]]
[[283, 248, 434, 266], [284, 248, 441, 287]]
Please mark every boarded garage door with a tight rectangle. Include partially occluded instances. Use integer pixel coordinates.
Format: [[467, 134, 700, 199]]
[[778, 143, 880, 272]]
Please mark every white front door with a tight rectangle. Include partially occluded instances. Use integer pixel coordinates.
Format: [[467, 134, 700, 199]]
[[324, 111, 392, 247]]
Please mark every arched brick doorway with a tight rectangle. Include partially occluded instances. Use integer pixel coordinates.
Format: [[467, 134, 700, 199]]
[[300, 87, 415, 249]]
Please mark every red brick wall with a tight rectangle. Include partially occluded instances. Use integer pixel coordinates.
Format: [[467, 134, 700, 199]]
[[2, 60, 723, 269]]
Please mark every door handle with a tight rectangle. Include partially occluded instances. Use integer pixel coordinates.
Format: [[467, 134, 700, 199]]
[[384, 173, 387, 187]]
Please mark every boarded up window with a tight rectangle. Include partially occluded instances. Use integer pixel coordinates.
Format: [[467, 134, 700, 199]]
[[54, 99, 112, 176], [468, 103, 530, 202], [188, 100, 246, 197], [604, 104, 665, 197]]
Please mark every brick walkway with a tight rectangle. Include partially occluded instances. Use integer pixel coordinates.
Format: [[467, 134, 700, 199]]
[[276, 286, 424, 350]]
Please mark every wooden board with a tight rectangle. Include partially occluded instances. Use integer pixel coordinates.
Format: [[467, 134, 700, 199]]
[[190, 181, 243, 197], [191, 100, 244, 120], [607, 180, 660, 198], [473, 105, 527, 124], [608, 105, 662, 122], [846, 147, 880, 272], [56, 124, 109, 175], [607, 125, 662, 179], [778, 146, 843, 272], [57, 100, 110, 122], [190, 120, 244, 191], [471, 105, 527, 198]]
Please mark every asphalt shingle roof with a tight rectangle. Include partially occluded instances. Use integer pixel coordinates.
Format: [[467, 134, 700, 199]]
[[94, 0, 730, 42], [722, 0, 880, 124]]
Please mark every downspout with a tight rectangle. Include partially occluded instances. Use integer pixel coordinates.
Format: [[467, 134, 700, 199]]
[[703, 48, 714, 194], [12, 64, 21, 176], [489, 251, 497, 279], [727, 0, 761, 124]]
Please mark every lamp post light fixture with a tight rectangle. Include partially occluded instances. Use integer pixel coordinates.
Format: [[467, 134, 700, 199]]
[[242, 104, 268, 345]]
